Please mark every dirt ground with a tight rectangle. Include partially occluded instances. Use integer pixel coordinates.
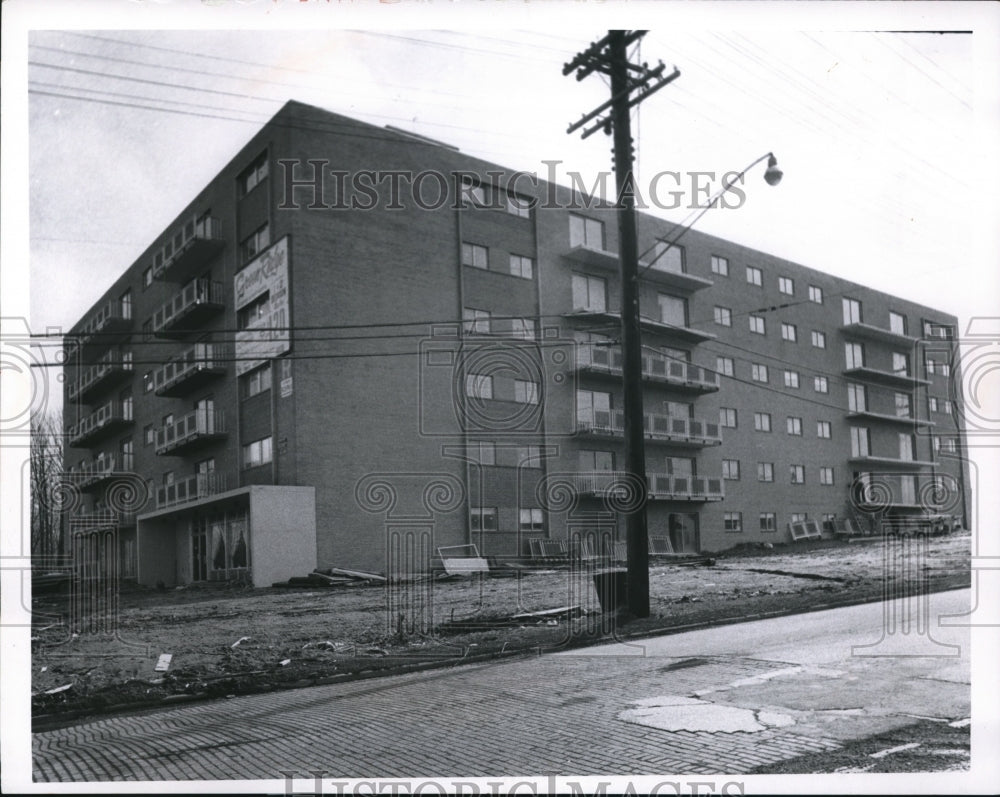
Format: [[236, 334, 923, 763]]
[[31, 531, 971, 721]]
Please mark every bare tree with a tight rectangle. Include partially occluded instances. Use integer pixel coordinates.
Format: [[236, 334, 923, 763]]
[[30, 410, 68, 561]]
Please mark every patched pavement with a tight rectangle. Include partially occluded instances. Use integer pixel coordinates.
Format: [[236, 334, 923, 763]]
[[32, 589, 970, 781]]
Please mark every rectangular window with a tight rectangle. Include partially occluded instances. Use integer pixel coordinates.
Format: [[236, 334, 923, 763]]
[[899, 433, 915, 461], [781, 322, 797, 342], [119, 289, 132, 321], [470, 507, 498, 532], [940, 363, 951, 377], [843, 298, 862, 324], [713, 306, 732, 327], [945, 438, 957, 453], [723, 459, 740, 480], [240, 223, 270, 263], [751, 363, 769, 383], [465, 373, 493, 399], [514, 379, 539, 405], [506, 194, 531, 218], [933, 436, 941, 453], [509, 317, 536, 340], [143, 371, 154, 393], [790, 464, 805, 484], [724, 512, 742, 532], [757, 462, 774, 482], [239, 151, 269, 196], [242, 436, 273, 469], [943, 399, 953, 415], [142, 319, 152, 342], [462, 242, 488, 269], [461, 177, 487, 207], [923, 322, 954, 339], [463, 307, 491, 335], [571, 273, 607, 312], [469, 441, 496, 466], [925, 357, 936, 376], [760, 513, 777, 532], [789, 513, 808, 525], [579, 449, 615, 471], [569, 214, 605, 249], [749, 315, 766, 335], [711, 255, 729, 276], [811, 330, 826, 349], [817, 421, 832, 439], [576, 389, 611, 426], [658, 294, 688, 327], [651, 241, 684, 273], [848, 383, 867, 412], [845, 342, 865, 369], [509, 254, 534, 279], [516, 445, 543, 468], [716, 356, 734, 377], [143, 424, 154, 446], [746, 265, 762, 286], [784, 370, 800, 389], [808, 285, 823, 304], [778, 276, 794, 295], [719, 407, 737, 428], [237, 290, 270, 330], [518, 508, 545, 533], [143, 267, 153, 289], [814, 376, 829, 393], [753, 412, 772, 432], [242, 362, 272, 399], [895, 392, 912, 418], [892, 352, 910, 376], [889, 311, 907, 336], [819, 467, 835, 485], [786, 416, 803, 436], [851, 427, 871, 458], [929, 397, 939, 413]]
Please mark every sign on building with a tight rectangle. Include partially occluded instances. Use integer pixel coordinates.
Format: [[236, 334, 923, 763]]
[[234, 236, 290, 375]]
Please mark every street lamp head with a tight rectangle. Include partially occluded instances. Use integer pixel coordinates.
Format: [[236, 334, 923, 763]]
[[763, 153, 783, 186]]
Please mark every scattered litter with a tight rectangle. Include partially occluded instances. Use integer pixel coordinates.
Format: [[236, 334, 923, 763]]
[[869, 742, 921, 759], [949, 718, 971, 728], [154, 653, 172, 672], [324, 567, 387, 584], [40, 666, 47, 673], [364, 647, 389, 657], [279, 659, 291, 667], [511, 606, 582, 621], [149, 678, 164, 685], [44, 683, 73, 695], [438, 545, 490, 577], [231, 637, 251, 649]]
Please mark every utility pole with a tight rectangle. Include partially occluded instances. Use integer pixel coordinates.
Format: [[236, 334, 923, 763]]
[[564, 32, 680, 618]]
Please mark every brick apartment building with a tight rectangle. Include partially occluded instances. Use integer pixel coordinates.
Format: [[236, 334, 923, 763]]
[[62, 100, 970, 587]]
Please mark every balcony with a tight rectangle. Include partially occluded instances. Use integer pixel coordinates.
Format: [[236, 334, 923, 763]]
[[842, 366, 931, 389], [67, 349, 133, 403], [847, 455, 934, 469], [571, 471, 724, 502], [155, 409, 227, 455], [152, 215, 225, 283], [853, 474, 945, 511], [576, 409, 722, 446], [68, 453, 132, 491], [156, 472, 229, 510], [72, 508, 137, 528], [564, 245, 713, 292], [152, 279, 225, 337], [153, 342, 228, 397], [846, 410, 935, 428], [67, 400, 133, 448], [563, 310, 716, 344], [842, 322, 919, 346], [576, 344, 719, 393], [74, 300, 131, 358]]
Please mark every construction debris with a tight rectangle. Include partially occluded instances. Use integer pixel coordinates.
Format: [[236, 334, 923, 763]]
[[510, 606, 583, 622], [231, 637, 251, 649], [438, 545, 490, 577], [154, 653, 172, 672]]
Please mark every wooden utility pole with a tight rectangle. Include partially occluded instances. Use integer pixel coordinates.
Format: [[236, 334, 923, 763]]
[[564, 31, 680, 618]]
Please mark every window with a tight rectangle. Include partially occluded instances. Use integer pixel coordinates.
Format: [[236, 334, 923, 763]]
[[142, 319, 152, 342], [579, 449, 615, 471], [822, 513, 837, 529], [848, 383, 867, 413], [817, 421, 832, 439], [509, 254, 533, 279], [811, 330, 826, 349], [237, 290, 270, 330], [470, 507, 498, 532], [751, 363, 769, 383], [723, 459, 740, 480], [460, 176, 487, 207], [240, 223, 270, 263], [746, 265, 762, 286], [781, 322, 797, 342], [569, 214, 604, 249], [895, 392, 912, 418], [923, 321, 953, 339], [819, 467, 835, 485], [943, 399, 953, 415], [242, 362, 271, 398], [760, 513, 777, 532], [850, 427, 871, 457], [814, 376, 829, 393], [517, 446, 543, 468], [716, 356, 734, 377], [143, 371, 154, 393], [753, 412, 772, 432], [719, 407, 737, 428], [790, 465, 805, 484], [892, 352, 910, 376], [749, 315, 766, 335], [786, 416, 803, 436], [928, 396, 939, 413], [658, 293, 688, 326], [784, 370, 800, 389], [469, 441, 496, 465], [143, 267, 153, 289], [119, 289, 132, 321], [711, 255, 729, 276], [945, 437, 957, 453], [889, 311, 907, 336], [724, 512, 742, 532], [845, 342, 865, 369], [925, 358, 936, 376], [843, 298, 862, 324], [651, 241, 684, 273], [757, 462, 774, 482], [463, 307, 491, 335], [506, 194, 531, 218], [144, 424, 155, 446], [162, 413, 174, 429], [119, 387, 133, 421], [239, 151, 269, 196], [518, 508, 545, 533], [576, 389, 611, 426], [713, 306, 732, 327], [778, 276, 794, 295], [808, 285, 823, 304], [933, 436, 941, 453], [514, 379, 539, 405], [790, 513, 808, 524], [466, 373, 493, 400], [571, 274, 606, 312], [940, 363, 951, 377], [509, 317, 536, 340], [242, 436, 273, 469], [462, 243, 488, 269], [899, 433, 915, 461]]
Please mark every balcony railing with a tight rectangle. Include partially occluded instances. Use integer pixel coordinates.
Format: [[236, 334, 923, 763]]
[[73, 300, 131, 357], [67, 400, 133, 448], [564, 244, 713, 292], [152, 215, 225, 283], [576, 409, 722, 446], [156, 472, 228, 510], [847, 454, 935, 469], [576, 344, 719, 392], [72, 508, 137, 528], [67, 349, 133, 403], [563, 310, 716, 344], [846, 410, 935, 428], [152, 279, 225, 337], [67, 453, 133, 491], [842, 321, 918, 346], [571, 471, 724, 502], [853, 474, 951, 510], [153, 342, 229, 396], [842, 365, 931, 388], [155, 409, 227, 455]]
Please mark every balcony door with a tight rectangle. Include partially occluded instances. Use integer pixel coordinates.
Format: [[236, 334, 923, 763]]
[[667, 513, 699, 554], [194, 397, 215, 433]]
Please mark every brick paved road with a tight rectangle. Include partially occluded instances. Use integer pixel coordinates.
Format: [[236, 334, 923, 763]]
[[31, 589, 970, 782]]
